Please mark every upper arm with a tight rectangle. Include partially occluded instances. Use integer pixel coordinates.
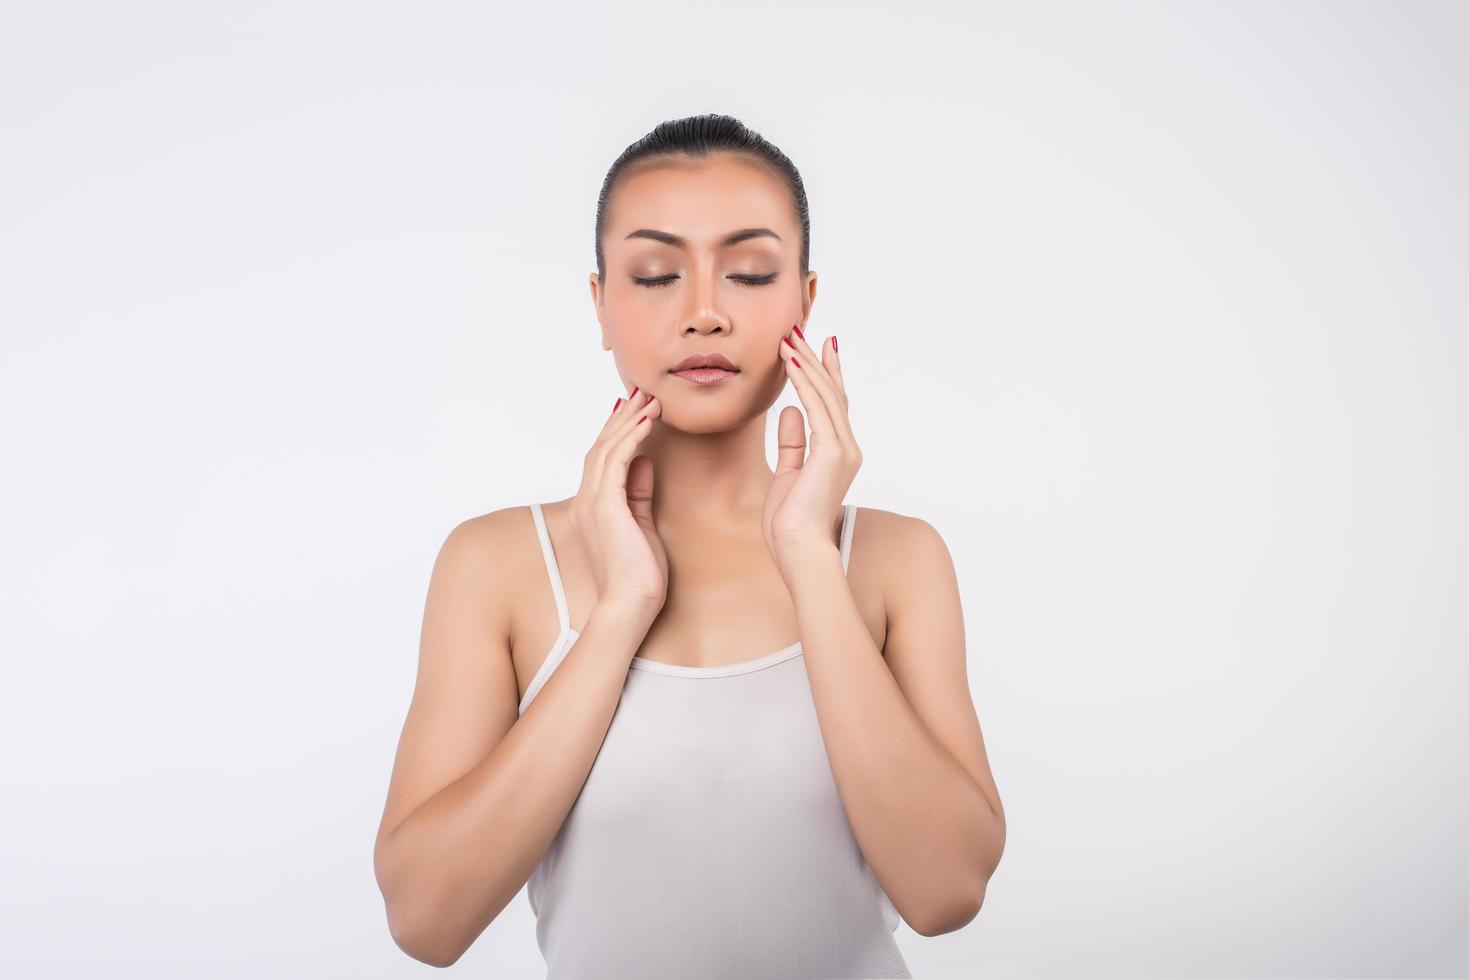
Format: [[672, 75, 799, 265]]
[[374, 510, 523, 867], [879, 513, 1005, 833]]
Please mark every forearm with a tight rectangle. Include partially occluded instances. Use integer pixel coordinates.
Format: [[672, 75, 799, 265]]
[[780, 544, 1002, 934], [377, 599, 656, 964]]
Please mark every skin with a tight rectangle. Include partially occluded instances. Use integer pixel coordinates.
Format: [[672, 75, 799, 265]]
[[373, 152, 1006, 967]]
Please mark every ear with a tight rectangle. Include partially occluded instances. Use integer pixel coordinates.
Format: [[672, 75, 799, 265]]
[[589, 272, 612, 351], [803, 269, 818, 315]]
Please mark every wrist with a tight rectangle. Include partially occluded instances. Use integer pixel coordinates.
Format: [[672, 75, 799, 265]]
[[590, 596, 661, 632], [774, 540, 842, 580]]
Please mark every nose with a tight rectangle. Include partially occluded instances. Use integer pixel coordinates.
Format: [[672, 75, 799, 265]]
[[684, 313, 727, 335], [683, 258, 728, 335]]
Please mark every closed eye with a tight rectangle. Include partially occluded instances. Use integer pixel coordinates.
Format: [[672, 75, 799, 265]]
[[633, 274, 778, 288]]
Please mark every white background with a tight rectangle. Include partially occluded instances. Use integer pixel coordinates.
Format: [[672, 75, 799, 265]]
[[2, 2, 1465, 977]]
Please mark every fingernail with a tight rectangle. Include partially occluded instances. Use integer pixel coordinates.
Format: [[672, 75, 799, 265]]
[[793, 324, 804, 340], [630, 385, 639, 398], [638, 414, 648, 424], [612, 397, 622, 414], [783, 336, 796, 349], [792, 356, 800, 368], [832, 335, 838, 353]]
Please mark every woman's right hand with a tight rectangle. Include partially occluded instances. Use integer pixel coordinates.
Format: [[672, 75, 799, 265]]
[[569, 386, 668, 617]]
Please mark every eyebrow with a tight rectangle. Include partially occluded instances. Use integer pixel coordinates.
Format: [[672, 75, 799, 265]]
[[623, 227, 782, 248]]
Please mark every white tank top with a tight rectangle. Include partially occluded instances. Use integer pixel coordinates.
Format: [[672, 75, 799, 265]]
[[518, 501, 911, 979]]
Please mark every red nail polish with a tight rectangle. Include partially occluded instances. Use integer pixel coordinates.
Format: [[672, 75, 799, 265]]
[[832, 335, 838, 352], [792, 356, 800, 368], [638, 414, 648, 424], [630, 385, 639, 398], [783, 336, 796, 349], [793, 324, 804, 340], [613, 397, 622, 414]]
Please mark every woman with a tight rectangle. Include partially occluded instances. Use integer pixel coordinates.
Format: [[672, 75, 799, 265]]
[[373, 114, 1006, 978]]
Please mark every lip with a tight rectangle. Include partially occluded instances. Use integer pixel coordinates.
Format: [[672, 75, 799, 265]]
[[669, 352, 739, 373], [671, 367, 739, 386]]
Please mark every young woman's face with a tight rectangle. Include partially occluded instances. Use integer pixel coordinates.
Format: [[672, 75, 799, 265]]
[[591, 152, 815, 432]]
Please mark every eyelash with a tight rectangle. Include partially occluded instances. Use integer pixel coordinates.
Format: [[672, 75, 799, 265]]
[[633, 274, 777, 288]]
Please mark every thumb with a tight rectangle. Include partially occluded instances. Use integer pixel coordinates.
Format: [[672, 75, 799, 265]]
[[626, 454, 656, 524], [774, 405, 806, 478]]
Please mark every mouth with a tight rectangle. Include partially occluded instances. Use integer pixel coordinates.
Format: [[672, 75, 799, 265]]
[[668, 352, 740, 385], [669, 366, 740, 386]]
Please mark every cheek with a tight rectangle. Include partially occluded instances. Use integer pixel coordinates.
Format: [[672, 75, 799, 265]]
[[606, 334, 661, 385]]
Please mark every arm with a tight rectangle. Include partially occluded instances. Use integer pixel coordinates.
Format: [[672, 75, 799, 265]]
[[372, 510, 658, 967], [778, 512, 1005, 938]]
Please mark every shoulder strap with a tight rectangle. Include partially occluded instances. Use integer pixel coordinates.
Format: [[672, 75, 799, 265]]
[[839, 503, 857, 574], [533, 503, 849, 629], [528, 502, 571, 635]]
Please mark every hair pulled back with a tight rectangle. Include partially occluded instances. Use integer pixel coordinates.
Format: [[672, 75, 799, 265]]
[[594, 113, 810, 282]]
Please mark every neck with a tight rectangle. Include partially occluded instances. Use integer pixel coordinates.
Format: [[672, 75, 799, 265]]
[[636, 411, 774, 527]]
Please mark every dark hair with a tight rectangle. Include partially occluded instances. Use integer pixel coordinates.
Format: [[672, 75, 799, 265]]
[[594, 113, 811, 282]]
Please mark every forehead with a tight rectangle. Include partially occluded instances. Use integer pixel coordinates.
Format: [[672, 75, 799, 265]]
[[604, 153, 794, 245]]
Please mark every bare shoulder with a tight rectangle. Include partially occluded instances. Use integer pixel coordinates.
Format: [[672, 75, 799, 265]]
[[444, 503, 536, 551], [434, 504, 540, 595], [850, 505, 956, 601], [441, 502, 554, 622], [851, 504, 946, 546]]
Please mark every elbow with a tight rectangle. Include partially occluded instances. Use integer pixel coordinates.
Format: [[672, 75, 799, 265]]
[[907, 819, 1001, 938], [376, 836, 468, 967], [909, 883, 987, 938], [911, 804, 1006, 937], [384, 896, 467, 968]]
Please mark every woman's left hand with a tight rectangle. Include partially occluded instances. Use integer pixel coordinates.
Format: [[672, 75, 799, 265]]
[[762, 324, 862, 568]]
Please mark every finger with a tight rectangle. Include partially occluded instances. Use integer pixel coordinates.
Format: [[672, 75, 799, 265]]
[[603, 384, 653, 434], [821, 333, 845, 399], [599, 389, 657, 474], [785, 326, 856, 450], [626, 454, 656, 523], [780, 339, 837, 448], [601, 393, 661, 501], [787, 324, 846, 413], [588, 386, 655, 490], [774, 404, 807, 478]]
